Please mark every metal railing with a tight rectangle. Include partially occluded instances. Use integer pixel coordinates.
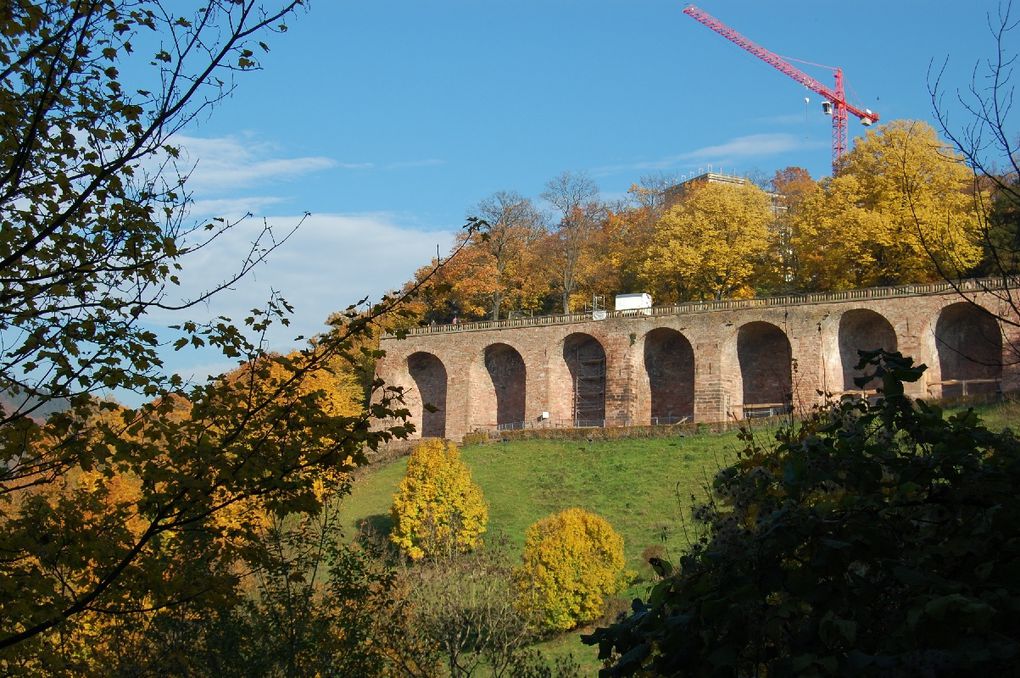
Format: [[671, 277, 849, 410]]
[[486, 414, 694, 433], [741, 402, 793, 419], [568, 417, 606, 429], [650, 415, 693, 426], [831, 389, 882, 406], [386, 277, 1017, 338], [927, 378, 1002, 398]]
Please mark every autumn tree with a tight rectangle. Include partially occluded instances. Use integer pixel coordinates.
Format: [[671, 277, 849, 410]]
[[390, 439, 489, 561], [0, 1, 424, 664], [406, 237, 502, 323], [790, 120, 983, 290], [225, 348, 365, 421], [770, 166, 818, 291], [476, 191, 547, 320], [641, 180, 775, 302], [981, 176, 1020, 275], [584, 206, 652, 301], [629, 172, 681, 218], [14, 472, 416, 676], [542, 171, 605, 313]]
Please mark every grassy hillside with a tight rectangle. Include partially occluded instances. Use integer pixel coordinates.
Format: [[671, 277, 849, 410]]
[[338, 427, 757, 672], [340, 430, 750, 576], [337, 398, 1017, 672]]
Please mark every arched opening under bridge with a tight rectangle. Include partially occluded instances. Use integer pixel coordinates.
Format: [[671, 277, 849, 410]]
[[408, 352, 448, 437], [737, 321, 792, 418], [839, 309, 898, 391], [934, 302, 1002, 398], [644, 328, 695, 424], [484, 343, 526, 429]]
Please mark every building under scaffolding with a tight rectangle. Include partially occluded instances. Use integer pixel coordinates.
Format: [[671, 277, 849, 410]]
[[569, 342, 606, 427], [664, 171, 786, 215]]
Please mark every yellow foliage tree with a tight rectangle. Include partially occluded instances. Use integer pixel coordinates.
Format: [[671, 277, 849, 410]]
[[514, 508, 628, 632], [791, 120, 984, 290], [641, 181, 774, 302], [220, 350, 364, 426], [769, 166, 819, 290], [389, 440, 488, 561]]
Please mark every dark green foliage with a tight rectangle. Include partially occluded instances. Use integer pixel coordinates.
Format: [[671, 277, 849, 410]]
[[585, 351, 1020, 676], [980, 175, 1020, 275]]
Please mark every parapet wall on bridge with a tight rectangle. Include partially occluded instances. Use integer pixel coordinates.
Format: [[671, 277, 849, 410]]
[[375, 279, 1020, 441]]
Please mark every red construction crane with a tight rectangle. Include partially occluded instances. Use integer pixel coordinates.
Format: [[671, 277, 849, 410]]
[[682, 4, 878, 174]]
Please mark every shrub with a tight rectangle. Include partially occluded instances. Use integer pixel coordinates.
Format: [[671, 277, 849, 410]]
[[461, 431, 490, 446], [389, 439, 488, 560], [397, 538, 541, 677], [586, 351, 1020, 676], [515, 508, 628, 632]]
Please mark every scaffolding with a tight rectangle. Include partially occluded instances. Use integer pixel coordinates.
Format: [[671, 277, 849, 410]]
[[571, 348, 606, 427]]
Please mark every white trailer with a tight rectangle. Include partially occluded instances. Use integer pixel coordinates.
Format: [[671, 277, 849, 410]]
[[614, 293, 652, 315]]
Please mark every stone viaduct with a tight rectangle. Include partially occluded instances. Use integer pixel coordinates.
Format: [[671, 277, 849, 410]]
[[374, 279, 1020, 441]]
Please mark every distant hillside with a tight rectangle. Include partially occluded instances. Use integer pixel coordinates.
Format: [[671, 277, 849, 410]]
[[0, 389, 71, 421]]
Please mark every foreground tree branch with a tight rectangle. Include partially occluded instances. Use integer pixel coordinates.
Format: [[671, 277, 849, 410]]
[[0, 1, 482, 665]]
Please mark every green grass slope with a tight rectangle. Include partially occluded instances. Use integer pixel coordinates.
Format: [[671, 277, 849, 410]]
[[340, 431, 746, 578]]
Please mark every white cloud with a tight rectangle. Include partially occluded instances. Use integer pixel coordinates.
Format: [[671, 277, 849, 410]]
[[151, 212, 456, 352], [593, 133, 821, 176], [681, 133, 808, 159], [171, 133, 337, 193], [165, 133, 443, 197]]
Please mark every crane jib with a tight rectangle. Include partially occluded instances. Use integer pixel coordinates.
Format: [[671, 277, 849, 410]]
[[681, 3, 879, 173]]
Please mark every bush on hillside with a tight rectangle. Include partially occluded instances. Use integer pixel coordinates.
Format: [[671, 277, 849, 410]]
[[515, 508, 628, 632], [390, 439, 488, 560], [396, 538, 547, 677], [585, 350, 1020, 676]]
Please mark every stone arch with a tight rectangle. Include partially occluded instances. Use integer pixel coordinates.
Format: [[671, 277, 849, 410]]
[[407, 352, 447, 438], [484, 343, 526, 429], [737, 321, 792, 417], [643, 328, 695, 424], [838, 309, 898, 390], [934, 302, 1002, 398], [563, 333, 606, 426]]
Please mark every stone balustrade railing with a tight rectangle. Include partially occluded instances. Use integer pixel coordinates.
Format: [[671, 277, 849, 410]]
[[385, 277, 1017, 338]]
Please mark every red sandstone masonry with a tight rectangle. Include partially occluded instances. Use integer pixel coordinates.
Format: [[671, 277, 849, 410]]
[[374, 279, 1020, 441]]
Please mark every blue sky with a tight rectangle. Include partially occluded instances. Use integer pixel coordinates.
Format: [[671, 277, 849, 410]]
[[147, 0, 1013, 392]]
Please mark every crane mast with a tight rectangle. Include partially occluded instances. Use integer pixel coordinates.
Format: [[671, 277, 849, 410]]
[[682, 4, 878, 173]]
